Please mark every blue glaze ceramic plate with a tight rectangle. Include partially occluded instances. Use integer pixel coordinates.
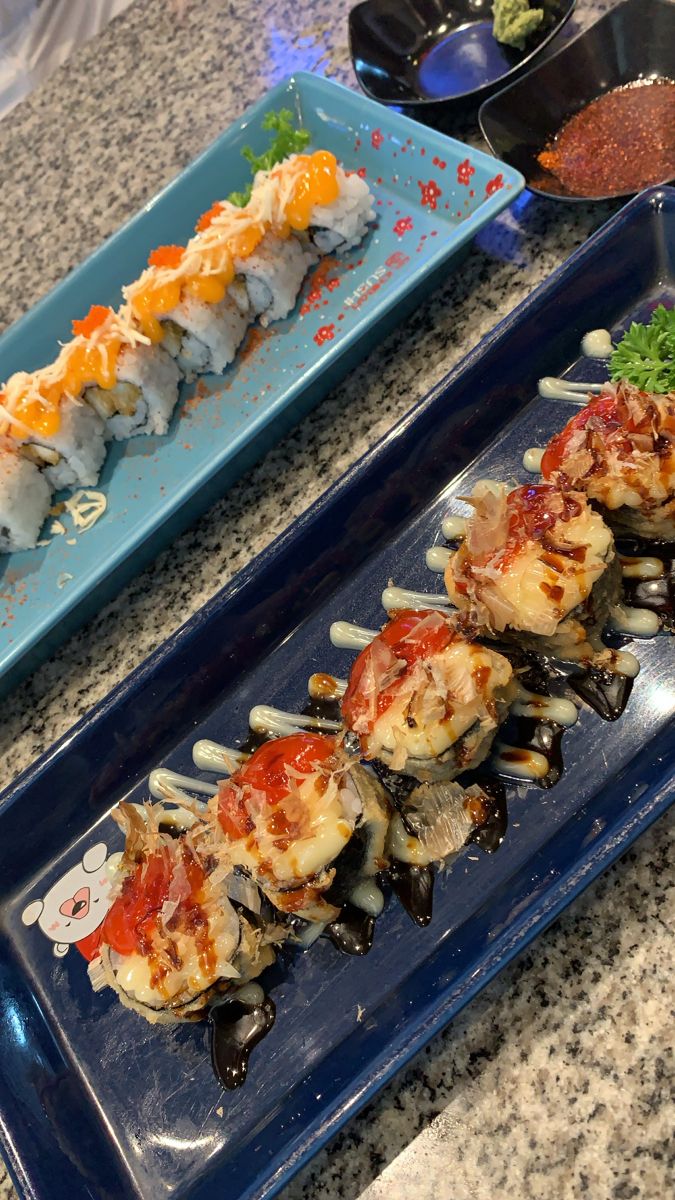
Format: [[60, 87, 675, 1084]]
[[0, 71, 521, 697], [1, 188, 674, 1200]]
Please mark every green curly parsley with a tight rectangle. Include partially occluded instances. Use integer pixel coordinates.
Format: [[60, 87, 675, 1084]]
[[228, 109, 311, 207], [609, 305, 675, 393]]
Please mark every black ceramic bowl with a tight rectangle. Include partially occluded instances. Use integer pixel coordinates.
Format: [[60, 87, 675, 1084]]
[[349, 0, 576, 106], [479, 0, 675, 201]]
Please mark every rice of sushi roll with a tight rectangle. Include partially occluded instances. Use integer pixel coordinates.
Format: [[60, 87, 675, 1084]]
[[247, 151, 375, 255], [0, 438, 52, 552], [0, 365, 106, 489], [444, 482, 620, 659], [91, 803, 279, 1025], [541, 382, 675, 541], [234, 232, 316, 326], [211, 733, 391, 924], [341, 609, 514, 782]]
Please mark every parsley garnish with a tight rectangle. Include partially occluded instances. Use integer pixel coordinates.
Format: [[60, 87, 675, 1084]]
[[228, 109, 311, 207], [609, 304, 675, 393]]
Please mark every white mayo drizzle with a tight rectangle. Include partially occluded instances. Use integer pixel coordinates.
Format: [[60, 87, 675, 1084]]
[[441, 514, 467, 540], [232, 982, 265, 1006], [192, 739, 249, 773], [620, 556, 665, 581], [330, 621, 378, 650], [610, 649, 640, 678], [349, 880, 385, 916], [538, 377, 604, 404], [425, 545, 452, 572], [581, 329, 613, 359], [381, 585, 452, 613], [513, 684, 578, 727], [148, 768, 217, 803], [523, 447, 544, 473], [493, 745, 550, 781], [307, 673, 347, 700], [129, 801, 203, 830], [609, 605, 661, 637], [248, 704, 341, 737]]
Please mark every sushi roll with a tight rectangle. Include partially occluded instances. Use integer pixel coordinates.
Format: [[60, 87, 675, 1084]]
[[541, 382, 675, 540], [445, 482, 620, 659], [91, 803, 278, 1024], [248, 151, 375, 255], [0, 438, 52, 552], [341, 609, 514, 782], [211, 733, 390, 924], [0, 365, 106, 489]]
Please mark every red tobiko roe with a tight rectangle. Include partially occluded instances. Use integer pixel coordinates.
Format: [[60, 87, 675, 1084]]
[[217, 733, 337, 841], [342, 609, 454, 731], [71, 304, 113, 339], [102, 846, 204, 957]]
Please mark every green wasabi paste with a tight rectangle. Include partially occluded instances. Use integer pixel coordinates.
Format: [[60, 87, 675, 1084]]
[[492, 0, 544, 51]]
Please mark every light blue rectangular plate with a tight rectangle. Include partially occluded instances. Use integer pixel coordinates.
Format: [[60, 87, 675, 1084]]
[[0, 71, 522, 695]]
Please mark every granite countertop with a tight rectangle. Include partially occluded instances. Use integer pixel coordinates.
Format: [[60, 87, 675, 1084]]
[[0, 0, 672, 1197]]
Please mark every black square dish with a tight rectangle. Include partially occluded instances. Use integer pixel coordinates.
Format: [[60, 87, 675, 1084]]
[[349, 0, 576, 105], [479, 0, 675, 200]]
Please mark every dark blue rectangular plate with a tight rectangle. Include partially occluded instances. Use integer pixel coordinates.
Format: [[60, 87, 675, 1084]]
[[0, 188, 673, 1200], [0, 71, 521, 699]]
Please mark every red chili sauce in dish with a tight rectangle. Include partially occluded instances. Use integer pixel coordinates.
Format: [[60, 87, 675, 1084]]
[[537, 79, 675, 198]]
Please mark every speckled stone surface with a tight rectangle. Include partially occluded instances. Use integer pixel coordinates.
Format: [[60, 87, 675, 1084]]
[[0, 0, 672, 1197]]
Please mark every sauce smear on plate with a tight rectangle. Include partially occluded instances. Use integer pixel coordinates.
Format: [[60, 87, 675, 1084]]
[[538, 79, 675, 197]]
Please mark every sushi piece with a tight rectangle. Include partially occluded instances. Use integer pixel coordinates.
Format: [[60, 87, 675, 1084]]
[[0, 365, 106, 489], [0, 438, 52, 552], [92, 803, 278, 1024], [445, 482, 620, 659], [247, 151, 375, 255], [126, 235, 255, 378], [211, 733, 390, 924], [196, 203, 316, 326], [541, 382, 675, 540], [341, 609, 514, 782]]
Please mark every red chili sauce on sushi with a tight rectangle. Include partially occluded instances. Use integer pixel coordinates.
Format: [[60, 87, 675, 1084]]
[[537, 79, 675, 198], [342, 609, 456, 733], [102, 842, 215, 989]]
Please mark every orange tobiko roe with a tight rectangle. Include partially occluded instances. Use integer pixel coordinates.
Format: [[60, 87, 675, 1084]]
[[217, 733, 337, 842], [342, 609, 455, 732]]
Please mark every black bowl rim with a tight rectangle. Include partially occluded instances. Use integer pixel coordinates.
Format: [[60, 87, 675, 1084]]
[[348, 0, 578, 106], [477, 0, 675, 203]]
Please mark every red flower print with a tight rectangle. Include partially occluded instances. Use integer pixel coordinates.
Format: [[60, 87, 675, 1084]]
[[357, 166, 367, 179], [314, 324, 335, 346], [418, 179, 442, 210], [432, 156, 447, 170], [485, 173, 504, 196], [457, 158, 475, 186], [394, 216, 413, 236], [371, 128, 384, 149]]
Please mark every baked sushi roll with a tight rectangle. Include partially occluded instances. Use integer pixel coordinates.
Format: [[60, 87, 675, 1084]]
[[248, 151, 375, 254], [541, 382, 675, 541], [91, 803, 277, 1024], [341, 609, 514, 782], [0, 438, 52, 552], [211, 733, 390, 924], [445, 482, 620, 659]]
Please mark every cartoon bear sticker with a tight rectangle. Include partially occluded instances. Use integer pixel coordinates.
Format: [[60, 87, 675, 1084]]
[[22, 842, 120, 961]]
